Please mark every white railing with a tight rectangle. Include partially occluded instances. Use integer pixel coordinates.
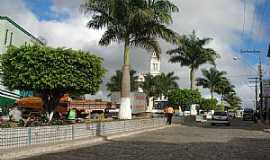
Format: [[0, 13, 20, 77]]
[[0, 118, 166, 150]]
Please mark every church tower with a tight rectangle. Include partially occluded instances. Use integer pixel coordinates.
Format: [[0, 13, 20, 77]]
[[150, 52, 160, 76]]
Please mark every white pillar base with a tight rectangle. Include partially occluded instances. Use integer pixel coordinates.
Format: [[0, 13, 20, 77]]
[[119, 97, 132, 119]]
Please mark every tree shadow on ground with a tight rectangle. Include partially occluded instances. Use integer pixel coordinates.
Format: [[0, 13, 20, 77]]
[[22, 137, 270, 160]]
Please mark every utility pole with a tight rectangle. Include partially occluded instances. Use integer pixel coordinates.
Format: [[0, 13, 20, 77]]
[[241, 49, 263, 120], [249, 77, 259, 110], [266, 44, 270, 124], [258, 55, 264, 120]]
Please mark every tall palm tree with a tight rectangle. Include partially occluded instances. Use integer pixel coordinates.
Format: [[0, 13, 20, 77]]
[[81, 0, 179, 119], [106, 70, 138, 94], [196, 67, 227, 99], [167, 31, 219, 90]]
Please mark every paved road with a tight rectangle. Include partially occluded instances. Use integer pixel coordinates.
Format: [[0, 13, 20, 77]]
[[23, 119, 270, 160]]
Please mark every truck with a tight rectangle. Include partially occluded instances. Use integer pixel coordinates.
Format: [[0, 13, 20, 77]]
[[111, 92, 147, 114]]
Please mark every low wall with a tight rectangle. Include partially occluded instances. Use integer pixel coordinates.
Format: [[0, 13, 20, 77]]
[[0, 118, 166, 150]]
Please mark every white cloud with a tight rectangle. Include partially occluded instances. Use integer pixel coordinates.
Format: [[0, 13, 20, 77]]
[[0, 0, 266, 107]]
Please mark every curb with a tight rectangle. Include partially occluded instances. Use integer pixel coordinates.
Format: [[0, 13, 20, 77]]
[[0, 125, 175, 160]]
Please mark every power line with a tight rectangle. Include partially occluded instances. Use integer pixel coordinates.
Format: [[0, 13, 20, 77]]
[[242, 0, 247, 40], [249, 0, 257, 38], [254, 0, 269, 44]]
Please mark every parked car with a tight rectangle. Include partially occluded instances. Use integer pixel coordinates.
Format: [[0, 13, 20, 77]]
[[242, 108, 255, 121], [211, 111, 230, 126], [183, 111, 191, 116]]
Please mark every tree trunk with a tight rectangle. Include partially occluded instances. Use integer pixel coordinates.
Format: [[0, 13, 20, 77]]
[[46, 112, 54, 121], [42, 91, 63, 122], [210, 89, 214, 99], [119, 41, 132, 119], [190, 68, 195, 90]]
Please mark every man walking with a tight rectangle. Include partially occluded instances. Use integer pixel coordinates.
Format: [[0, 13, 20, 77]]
[[166, 106, 174, 125]]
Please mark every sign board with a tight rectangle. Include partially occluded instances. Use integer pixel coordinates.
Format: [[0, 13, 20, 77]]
[[131, 92, 146, 114]]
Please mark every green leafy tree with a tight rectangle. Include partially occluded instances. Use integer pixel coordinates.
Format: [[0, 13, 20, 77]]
[[167, 31, 219, 90], [167, 89, 201, 110], [106, 70, 138, 94], [196, 67, 227, 99], [200, 98, 217, 111], [81, 0, 179, 119], [1, 45, 106, 120], [216, 104, 225, 111]]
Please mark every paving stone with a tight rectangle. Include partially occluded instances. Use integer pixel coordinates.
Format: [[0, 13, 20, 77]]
[[23, 119, 270, 160]]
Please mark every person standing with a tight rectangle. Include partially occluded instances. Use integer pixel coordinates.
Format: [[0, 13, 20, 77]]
[[167, 106, 174, 125], [164, 106, 168, 118]]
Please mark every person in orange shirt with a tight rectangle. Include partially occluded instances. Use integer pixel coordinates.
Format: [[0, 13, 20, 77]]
[[166, 106, 174, 125], [164, 106, 168, 118]]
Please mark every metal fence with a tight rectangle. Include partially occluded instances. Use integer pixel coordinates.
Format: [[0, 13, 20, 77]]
[[0, 118, 166, 150]]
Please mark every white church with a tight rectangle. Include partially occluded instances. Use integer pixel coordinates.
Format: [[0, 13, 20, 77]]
[[137, 52, 168, 114]]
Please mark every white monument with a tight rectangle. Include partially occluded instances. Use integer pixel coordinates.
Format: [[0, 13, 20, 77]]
[[137, 73, 145, 93]]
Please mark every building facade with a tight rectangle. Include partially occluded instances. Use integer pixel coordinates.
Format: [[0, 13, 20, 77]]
[[0, 16, 42, 110], [136, 52, 167, 113], [150, 52, 161, 76]]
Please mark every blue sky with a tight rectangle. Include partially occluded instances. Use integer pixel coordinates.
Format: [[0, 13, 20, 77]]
[[23, 0, 69, 21], [238, 1, 270, 76]]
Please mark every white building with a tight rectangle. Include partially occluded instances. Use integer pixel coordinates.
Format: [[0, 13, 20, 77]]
[[150, 52, 161, 76], [0, 16, 43, 110], [136, 52, 167, 113]]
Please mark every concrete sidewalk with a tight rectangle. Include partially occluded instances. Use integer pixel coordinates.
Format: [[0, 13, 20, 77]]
[[0, 124, 178, 160]]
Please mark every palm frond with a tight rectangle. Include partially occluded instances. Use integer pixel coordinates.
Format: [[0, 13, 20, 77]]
[[131, 36, 161, 56]]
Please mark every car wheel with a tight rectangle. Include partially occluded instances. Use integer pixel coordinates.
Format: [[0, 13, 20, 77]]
[[211, 123, 215, 126], [226, 123, 231, 126]]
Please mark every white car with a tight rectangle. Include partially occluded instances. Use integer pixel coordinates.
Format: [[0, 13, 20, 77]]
[[183, 111, 191, 116], [211, 111, 230, 126], [196, 110, 207, 122]]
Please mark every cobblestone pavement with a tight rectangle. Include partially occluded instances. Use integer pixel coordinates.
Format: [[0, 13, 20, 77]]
[[23, 119, 270, 160]]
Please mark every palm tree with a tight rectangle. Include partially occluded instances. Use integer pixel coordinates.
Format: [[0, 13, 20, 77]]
[[106, 70, 138, 94], [196, 67, 227, 99], [155, 72, 179, 97], [215, 78, 235, 101], [223, 92, 241, 110], [167, 31, 219, 90], [142, 72, 179, 106], [142, 74, 159, 106], [81, 0, 179, 119]]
